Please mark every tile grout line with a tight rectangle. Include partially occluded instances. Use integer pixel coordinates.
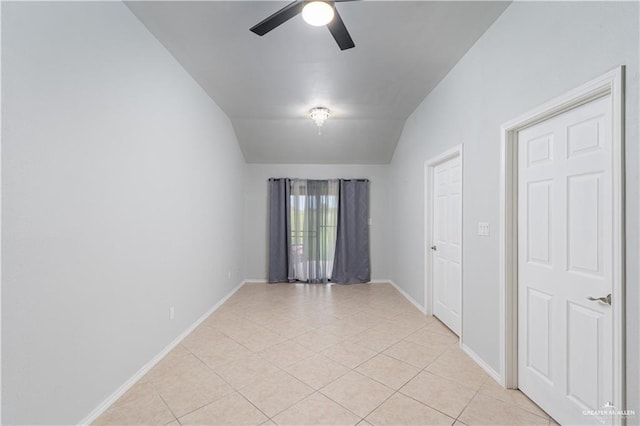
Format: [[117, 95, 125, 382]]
[[235, 389, 276, 424], [312, 326, 430, 424], [453, 387, 481, 424], [385, 335, 468, 423], [396, 390, 458, 423], [309, 330, 399, 423], [354, 351, 452, 422], [173, 347, 274, 422], [274, 389, 363, 425], [314, 387, 364, 422], [189, 348, 284, 423], [470, 385, 554, 424], [157, 392, 181, 425]]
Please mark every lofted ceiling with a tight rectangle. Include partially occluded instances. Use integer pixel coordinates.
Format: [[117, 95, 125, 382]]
[[125, 1, 510, 164]]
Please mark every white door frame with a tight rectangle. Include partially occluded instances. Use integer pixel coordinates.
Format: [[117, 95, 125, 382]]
[[499, 67, 625, 413], [424, 145, 463, 328]]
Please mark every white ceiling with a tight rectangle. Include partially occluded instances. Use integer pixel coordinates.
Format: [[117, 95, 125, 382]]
[[126, 1, 509, 164]]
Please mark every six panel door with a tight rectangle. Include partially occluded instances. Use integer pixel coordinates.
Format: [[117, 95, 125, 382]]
[[432, 155, 462, 335], [517, 94, 614, 425]]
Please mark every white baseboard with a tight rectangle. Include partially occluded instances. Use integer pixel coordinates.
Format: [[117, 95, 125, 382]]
[[243, 279, 267, 284], [370, 278, 392, 284], [79, 280, 246, 425], [380, 281, 504, 387], [461, 343, 503, 385], [382, 280, 427, 314]]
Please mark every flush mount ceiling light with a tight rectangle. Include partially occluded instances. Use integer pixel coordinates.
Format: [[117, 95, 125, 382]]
[[309, 107, 330, 134], [302, 1, 335, 27]]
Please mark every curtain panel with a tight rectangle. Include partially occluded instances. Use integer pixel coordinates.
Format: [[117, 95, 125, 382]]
[[331, 179, 371, 284], [289, 179, 339, 283], [268, 178, 290, 282]]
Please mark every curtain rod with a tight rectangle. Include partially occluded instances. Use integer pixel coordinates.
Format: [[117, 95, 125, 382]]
[[268, 178, 370, 182]]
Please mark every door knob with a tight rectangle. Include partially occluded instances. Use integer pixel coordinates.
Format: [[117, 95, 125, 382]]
[[430, 245, 437, 251], [587, 294, 611, 305]]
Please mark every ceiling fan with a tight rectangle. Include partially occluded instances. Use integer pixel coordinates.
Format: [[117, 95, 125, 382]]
[[250, 0, 356, 51]]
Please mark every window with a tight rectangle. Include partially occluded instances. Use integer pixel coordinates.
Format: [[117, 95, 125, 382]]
[[289, 180, 339, 282]]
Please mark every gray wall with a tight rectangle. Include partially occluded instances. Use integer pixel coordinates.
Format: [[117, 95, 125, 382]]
[[389, 1, 639, 416], [244, 164, 391, 281], [2, 2, 246, 424]]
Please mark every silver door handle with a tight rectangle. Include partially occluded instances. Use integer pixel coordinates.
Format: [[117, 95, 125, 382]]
[[587, 294, 611, 305], [430, 245, 437, 251]]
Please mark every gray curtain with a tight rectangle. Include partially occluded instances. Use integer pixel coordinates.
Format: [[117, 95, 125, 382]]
[[331, 179, 371, 284], [268, 178, 291, 282]]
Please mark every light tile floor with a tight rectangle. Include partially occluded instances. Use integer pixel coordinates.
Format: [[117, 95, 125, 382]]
[[95, 283, 555, 425]]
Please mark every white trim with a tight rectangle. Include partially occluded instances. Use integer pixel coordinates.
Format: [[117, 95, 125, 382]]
[[79, 280, 246, 425], [424, 145, 463, 329], [243, 279, 268, 284], [370, 278, 393, 283], [0, 1, 4, 422], [462, 343, 502, 384], [499, 120, 518, 389], [499, 67, 625, 416], [380, 279, 505, 390], [385, 280, 426, 314]]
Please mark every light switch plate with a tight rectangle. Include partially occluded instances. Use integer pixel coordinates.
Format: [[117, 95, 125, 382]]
[[478, 222, 490, 236]]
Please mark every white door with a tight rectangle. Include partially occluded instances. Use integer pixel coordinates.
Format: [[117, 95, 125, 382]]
[[517, 94, 614, 425], [431, 154, 462, 335]]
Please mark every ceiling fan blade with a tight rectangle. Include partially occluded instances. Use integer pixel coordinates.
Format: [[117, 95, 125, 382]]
[[250, 0, 306, 36], [326, 8, 355, 50]]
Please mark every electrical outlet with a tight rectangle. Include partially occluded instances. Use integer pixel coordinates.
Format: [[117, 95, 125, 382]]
[[169, 306, 175, 320], [227, 271, 232, 280], [478, 222, 490, 236]]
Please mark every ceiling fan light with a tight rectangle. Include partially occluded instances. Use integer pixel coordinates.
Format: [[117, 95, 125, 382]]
[[302, 1, 335, 27]]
